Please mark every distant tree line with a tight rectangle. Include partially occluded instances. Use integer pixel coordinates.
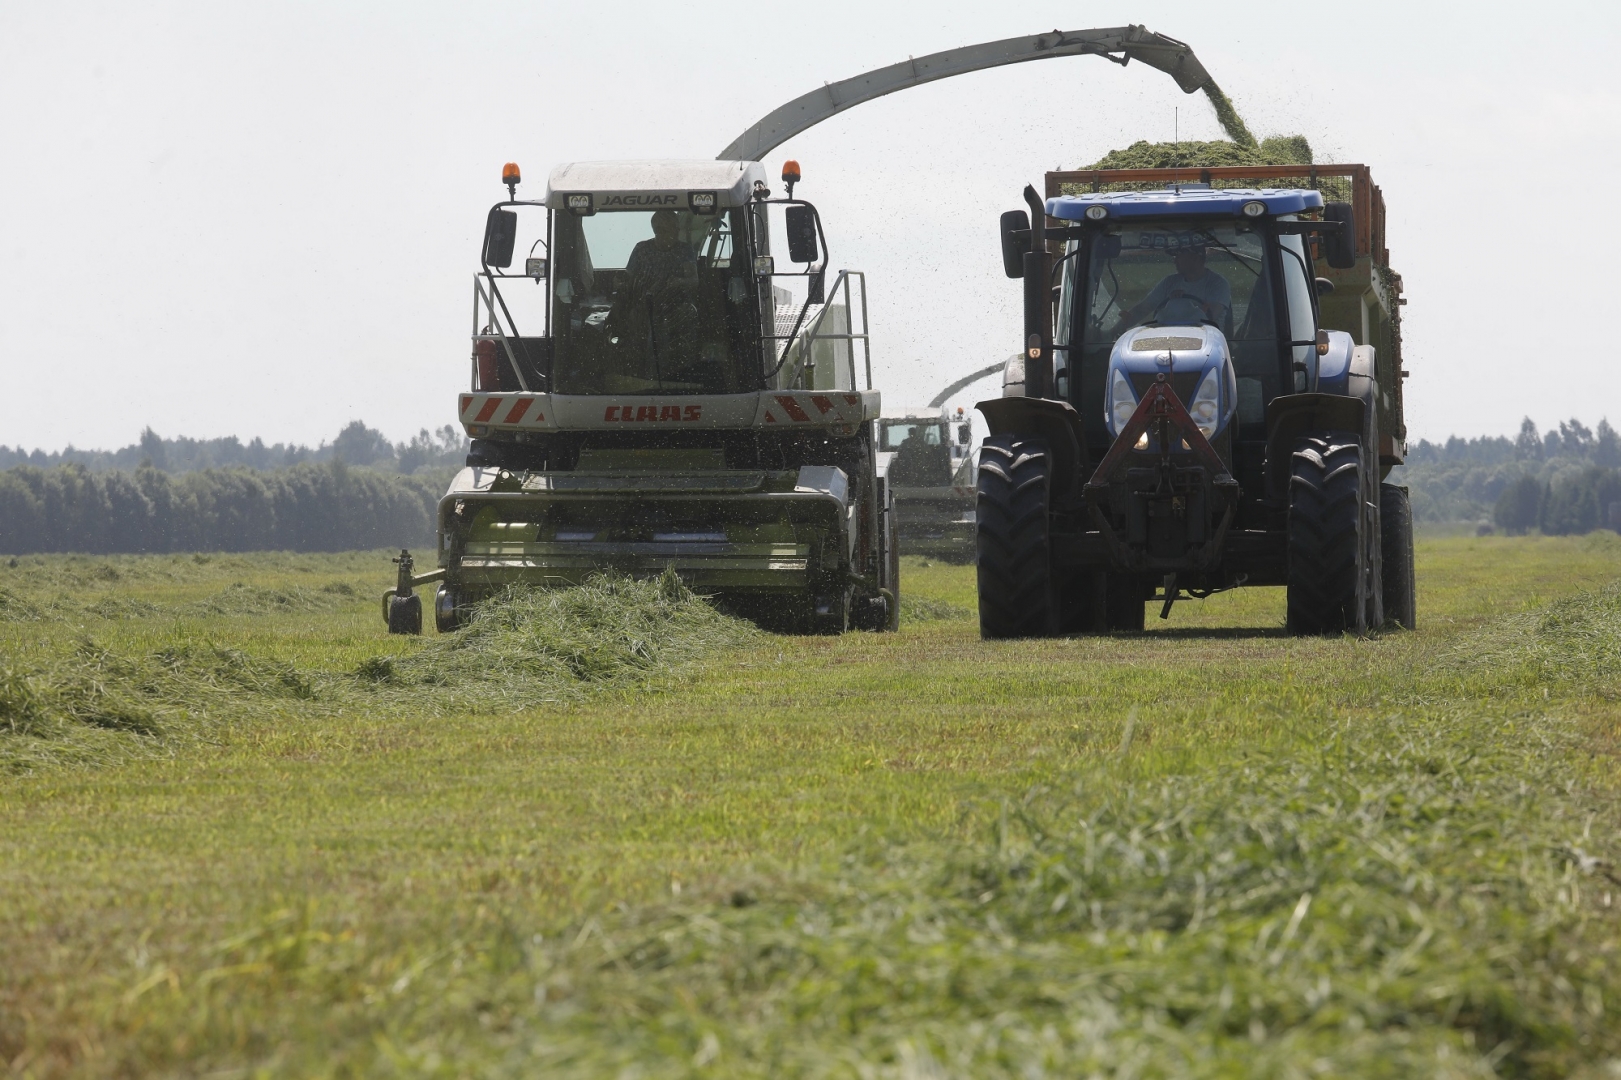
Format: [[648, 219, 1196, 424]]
[[1396, 417, 1621, 532], [0, 460, 449, 554], [0, 421, 467, 477]]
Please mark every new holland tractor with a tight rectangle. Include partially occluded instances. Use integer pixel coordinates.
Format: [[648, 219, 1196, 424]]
[[383, 158, 897, 635], [978, 166, 1414, 637]]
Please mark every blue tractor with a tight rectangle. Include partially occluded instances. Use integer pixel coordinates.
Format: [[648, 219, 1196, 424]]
[[979, 164, 1413, 636]]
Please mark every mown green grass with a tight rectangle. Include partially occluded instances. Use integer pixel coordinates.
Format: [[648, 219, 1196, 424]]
[[2, 536, 1621, 1077]]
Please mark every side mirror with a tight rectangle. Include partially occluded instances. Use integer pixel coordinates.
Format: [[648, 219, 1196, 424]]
[[785, 205, 819, 264], [526, 257, 548, 280], [483, 208, 517, 269], [808, 269, 825, 305], [1322, 201, 1356, 269], [1315, 276, 1334, 296], [999, 210, 1031, 279]]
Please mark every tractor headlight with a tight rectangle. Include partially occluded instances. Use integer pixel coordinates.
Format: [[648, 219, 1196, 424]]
[[1109, 368, 1137, 434], [1189, 367, 1221, 439]]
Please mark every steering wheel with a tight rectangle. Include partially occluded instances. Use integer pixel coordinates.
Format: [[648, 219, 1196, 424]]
[[1152, 292, 1224, 328]]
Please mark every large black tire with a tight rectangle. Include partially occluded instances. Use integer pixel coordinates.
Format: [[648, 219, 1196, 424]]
[[1380, 483, 1417, 630], [1286, 434, 1368, 635], [976, 435, 1059, 639], [388, 593, 422, 636]]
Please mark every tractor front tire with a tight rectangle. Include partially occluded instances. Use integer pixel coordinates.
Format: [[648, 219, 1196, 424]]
[[976, 435, 1059, 639], [1380, 483, 1417, 630], [1286, 433, 1369, 635]]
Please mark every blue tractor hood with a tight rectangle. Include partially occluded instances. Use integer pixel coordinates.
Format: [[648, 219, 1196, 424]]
[[1048, 187, 1324, 221]]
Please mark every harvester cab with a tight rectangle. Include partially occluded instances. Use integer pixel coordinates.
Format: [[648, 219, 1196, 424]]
[[386, 158, 898, 635], [875, 406, 976, 559], [979, 170, 1414, 637]]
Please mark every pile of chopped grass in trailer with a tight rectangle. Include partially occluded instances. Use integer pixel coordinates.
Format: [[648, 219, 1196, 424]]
[[1075, 78, 1322, 185], [1085, 133, 1314, 171]]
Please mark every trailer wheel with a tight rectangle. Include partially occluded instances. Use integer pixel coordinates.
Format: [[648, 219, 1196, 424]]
[[976, 435, 1059, 639], [1286, 433, 1368, 635], [387, 593, 423, 636], [1380, 483, 1416, 629]]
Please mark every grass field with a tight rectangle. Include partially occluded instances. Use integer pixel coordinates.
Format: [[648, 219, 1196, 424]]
[[3, 536, 1621, 1077]]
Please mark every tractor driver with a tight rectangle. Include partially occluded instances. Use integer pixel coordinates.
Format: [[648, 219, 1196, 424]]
[[1117, 244, 1231, 330]]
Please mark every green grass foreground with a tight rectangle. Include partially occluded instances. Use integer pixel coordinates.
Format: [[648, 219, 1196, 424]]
[[3, 537, 1621, 1077]]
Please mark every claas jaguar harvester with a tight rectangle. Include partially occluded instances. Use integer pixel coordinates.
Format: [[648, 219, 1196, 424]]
[[383, 159, 897, 635], [980, 165, 1414, 637]]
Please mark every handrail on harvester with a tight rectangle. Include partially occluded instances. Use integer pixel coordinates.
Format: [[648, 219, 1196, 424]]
[[719, 25, 1212, 162]]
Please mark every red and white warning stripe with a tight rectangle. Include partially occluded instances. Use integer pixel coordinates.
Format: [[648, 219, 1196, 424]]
[[755, 392, 868, 427], [459, 394, 551, 430]]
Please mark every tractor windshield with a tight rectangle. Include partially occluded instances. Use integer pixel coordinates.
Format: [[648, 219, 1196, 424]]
[[549, 208, 764, 395], [1063, 218, 1282, 444]]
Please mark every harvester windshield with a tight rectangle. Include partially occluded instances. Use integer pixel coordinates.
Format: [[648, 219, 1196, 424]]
[[550, 207, 763, 395]]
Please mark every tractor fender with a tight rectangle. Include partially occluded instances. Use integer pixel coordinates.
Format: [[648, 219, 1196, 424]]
[[1263, 393, 1367, 502], [1318, 334, 1377, 413], [976, 396, 1088, 500]]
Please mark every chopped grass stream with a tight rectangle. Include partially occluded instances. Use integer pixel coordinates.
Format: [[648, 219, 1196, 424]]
[[2, 537, 1621, 1076]]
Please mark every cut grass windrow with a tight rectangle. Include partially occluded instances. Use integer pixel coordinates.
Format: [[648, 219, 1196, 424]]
[[0, 569, 756, 774]]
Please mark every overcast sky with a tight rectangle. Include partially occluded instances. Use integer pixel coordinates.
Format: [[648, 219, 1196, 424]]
[[2, 0, 1617, 452]]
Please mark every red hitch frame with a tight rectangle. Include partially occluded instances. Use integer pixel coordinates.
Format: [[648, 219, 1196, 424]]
[[1082, 372, 1239, 569]]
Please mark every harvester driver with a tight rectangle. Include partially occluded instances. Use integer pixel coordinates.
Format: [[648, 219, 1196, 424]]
[[610, 209, 700, 371], [1117, 244, 1231, 330]]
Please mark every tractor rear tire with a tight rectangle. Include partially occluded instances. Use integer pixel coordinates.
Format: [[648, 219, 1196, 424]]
[[1286, 433, 1369, 635], [388, 593, 422, 636], [976, 435, 1059, 639], [1380, 483, 1416, 630]]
